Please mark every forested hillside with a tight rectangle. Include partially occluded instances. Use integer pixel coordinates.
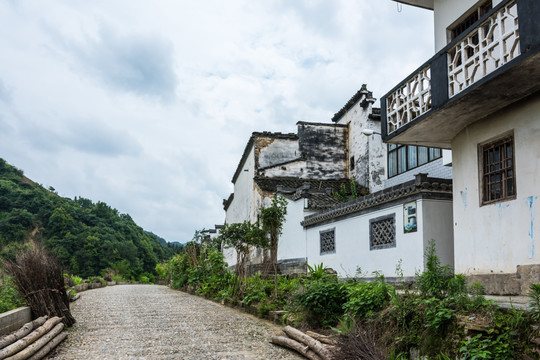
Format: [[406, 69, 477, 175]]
[[0, 158, 182, 279]]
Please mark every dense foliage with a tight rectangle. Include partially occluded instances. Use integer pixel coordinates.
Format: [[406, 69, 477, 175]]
[[164, 238, 540, 359], [0, 275, 27, 313], [0, 158, 182, 280]]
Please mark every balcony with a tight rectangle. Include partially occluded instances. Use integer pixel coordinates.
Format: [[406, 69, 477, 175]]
[[381, 0, 540, 148]]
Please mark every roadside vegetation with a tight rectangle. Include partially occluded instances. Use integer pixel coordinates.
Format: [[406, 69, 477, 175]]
[[0, 158, 182, 283], [162, 237, 540, 359]]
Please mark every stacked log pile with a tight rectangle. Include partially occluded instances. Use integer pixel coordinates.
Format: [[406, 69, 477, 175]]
[[270, 326, 337, 360], [0, 316, 67, 360]]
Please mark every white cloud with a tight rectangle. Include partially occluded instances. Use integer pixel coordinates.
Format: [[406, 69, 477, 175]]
[[0, 0, 433, 243]]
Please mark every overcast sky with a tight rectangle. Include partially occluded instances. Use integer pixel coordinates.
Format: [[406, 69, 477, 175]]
[[0, 1, 434, 243]]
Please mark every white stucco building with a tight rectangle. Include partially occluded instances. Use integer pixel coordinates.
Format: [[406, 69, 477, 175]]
[[222, 127, 353, 270], [384, 0, 540, 294], [300, 88, 454, 280]]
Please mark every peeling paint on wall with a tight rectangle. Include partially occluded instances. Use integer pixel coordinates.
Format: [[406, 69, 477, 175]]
[[528, 196, 536, 258], [460, 188, 468, 210]]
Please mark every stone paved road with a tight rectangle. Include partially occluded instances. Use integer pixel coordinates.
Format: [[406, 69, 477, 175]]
[[48, 285, 302, 360]]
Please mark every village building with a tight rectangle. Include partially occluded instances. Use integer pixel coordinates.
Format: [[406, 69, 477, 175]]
[[222, 126, 354, 271], [299, 87, 453, 280], [222, 83, 455, 280], [383, 0, 540, 294]]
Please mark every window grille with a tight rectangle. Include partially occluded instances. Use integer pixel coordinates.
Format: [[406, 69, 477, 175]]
[[320, 228, 336, 255], [480, 134, 516, 205], [370, 214, 396, 250], [450, 1, 492, 41]]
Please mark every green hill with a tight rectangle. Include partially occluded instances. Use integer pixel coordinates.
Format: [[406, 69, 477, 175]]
[[0, 158, 181, 279]]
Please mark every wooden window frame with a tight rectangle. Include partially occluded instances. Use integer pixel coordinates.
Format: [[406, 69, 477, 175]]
[[447, 0, 493, 43], [479, 132, 516, 205]]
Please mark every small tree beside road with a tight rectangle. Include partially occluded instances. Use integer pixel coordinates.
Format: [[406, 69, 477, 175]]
[[259, 195, 287, 297]]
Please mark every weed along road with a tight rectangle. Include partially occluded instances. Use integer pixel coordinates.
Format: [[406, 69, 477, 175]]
[[48, 284, 302, 359]]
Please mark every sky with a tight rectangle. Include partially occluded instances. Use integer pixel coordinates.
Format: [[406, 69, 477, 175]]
[[0, 1, 434, 244]]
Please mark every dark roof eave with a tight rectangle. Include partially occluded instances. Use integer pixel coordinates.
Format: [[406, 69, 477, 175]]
[[331, 84, 377, 122], [301, 177, 452, 227]]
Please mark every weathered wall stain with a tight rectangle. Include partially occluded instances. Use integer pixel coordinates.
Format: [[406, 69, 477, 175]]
[[460, 188, 468, 210], [528, 195, 536, 258]]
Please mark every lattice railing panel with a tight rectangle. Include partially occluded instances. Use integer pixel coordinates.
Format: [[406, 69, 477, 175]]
[[448, 1, 520, 97], [386, 66, 431, 134]]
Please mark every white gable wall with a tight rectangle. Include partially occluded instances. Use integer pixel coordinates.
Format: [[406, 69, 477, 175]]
[[334, 100, 386, 193], [452, 94, 540, 275], [277, 197, 314, 263]]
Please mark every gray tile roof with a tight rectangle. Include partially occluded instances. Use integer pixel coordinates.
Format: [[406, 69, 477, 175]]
[[301, 175, 452, 227]]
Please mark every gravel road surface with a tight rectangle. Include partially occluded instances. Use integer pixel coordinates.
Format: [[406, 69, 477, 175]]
[[48, 284, 302, 360]]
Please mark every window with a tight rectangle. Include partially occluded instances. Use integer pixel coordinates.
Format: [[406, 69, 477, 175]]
[[320, 228, 335, 255], [388, 145, 442, 177], [480, 134, 516, 205], [370, 214, 396, 250], [448, 1, 492, 42]]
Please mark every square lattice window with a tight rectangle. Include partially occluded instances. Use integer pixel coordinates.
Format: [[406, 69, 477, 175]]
[[370, 214, 396, 250], [320, 228, 336, 255]]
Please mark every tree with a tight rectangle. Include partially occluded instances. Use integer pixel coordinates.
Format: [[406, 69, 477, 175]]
[[218, 221, 268, 296], [259, 195, 287, 296]]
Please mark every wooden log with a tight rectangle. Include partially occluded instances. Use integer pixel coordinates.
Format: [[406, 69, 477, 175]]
[[270, 336, 322, 360], [282, 326, 332, 360], [27, 332, 67, 360], [0, 317, 48, 350], [0, 317, 62, 360], [305, 331, 337, 346], [5, 323, 64, 360]]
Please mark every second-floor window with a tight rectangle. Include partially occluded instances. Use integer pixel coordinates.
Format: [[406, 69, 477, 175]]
[[388, 144, 442, 178], [448, 0, 492, 42]]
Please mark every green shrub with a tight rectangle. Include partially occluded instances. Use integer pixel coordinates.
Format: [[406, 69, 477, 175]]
[[0, 275, 27, 313], [242, 273, 271, 306], [528, 283, 540, 321], [296, 278, 347, 327], [343, 275, 394, 319], [416, 240, 455, 298], [459, 332, 514, 360], [70, 275, 83, 286]]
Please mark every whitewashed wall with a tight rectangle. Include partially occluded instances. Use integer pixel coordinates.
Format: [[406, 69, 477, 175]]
[[452, 94, 540, 275], [224, 144, 256, 267], [334, 98, 385, 193], [305, 198, 453, 278], [277, 197, 316, 262], [225, 145, 255, 225], [433, 0, 504, 51], [422, 199, 454, 268]]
